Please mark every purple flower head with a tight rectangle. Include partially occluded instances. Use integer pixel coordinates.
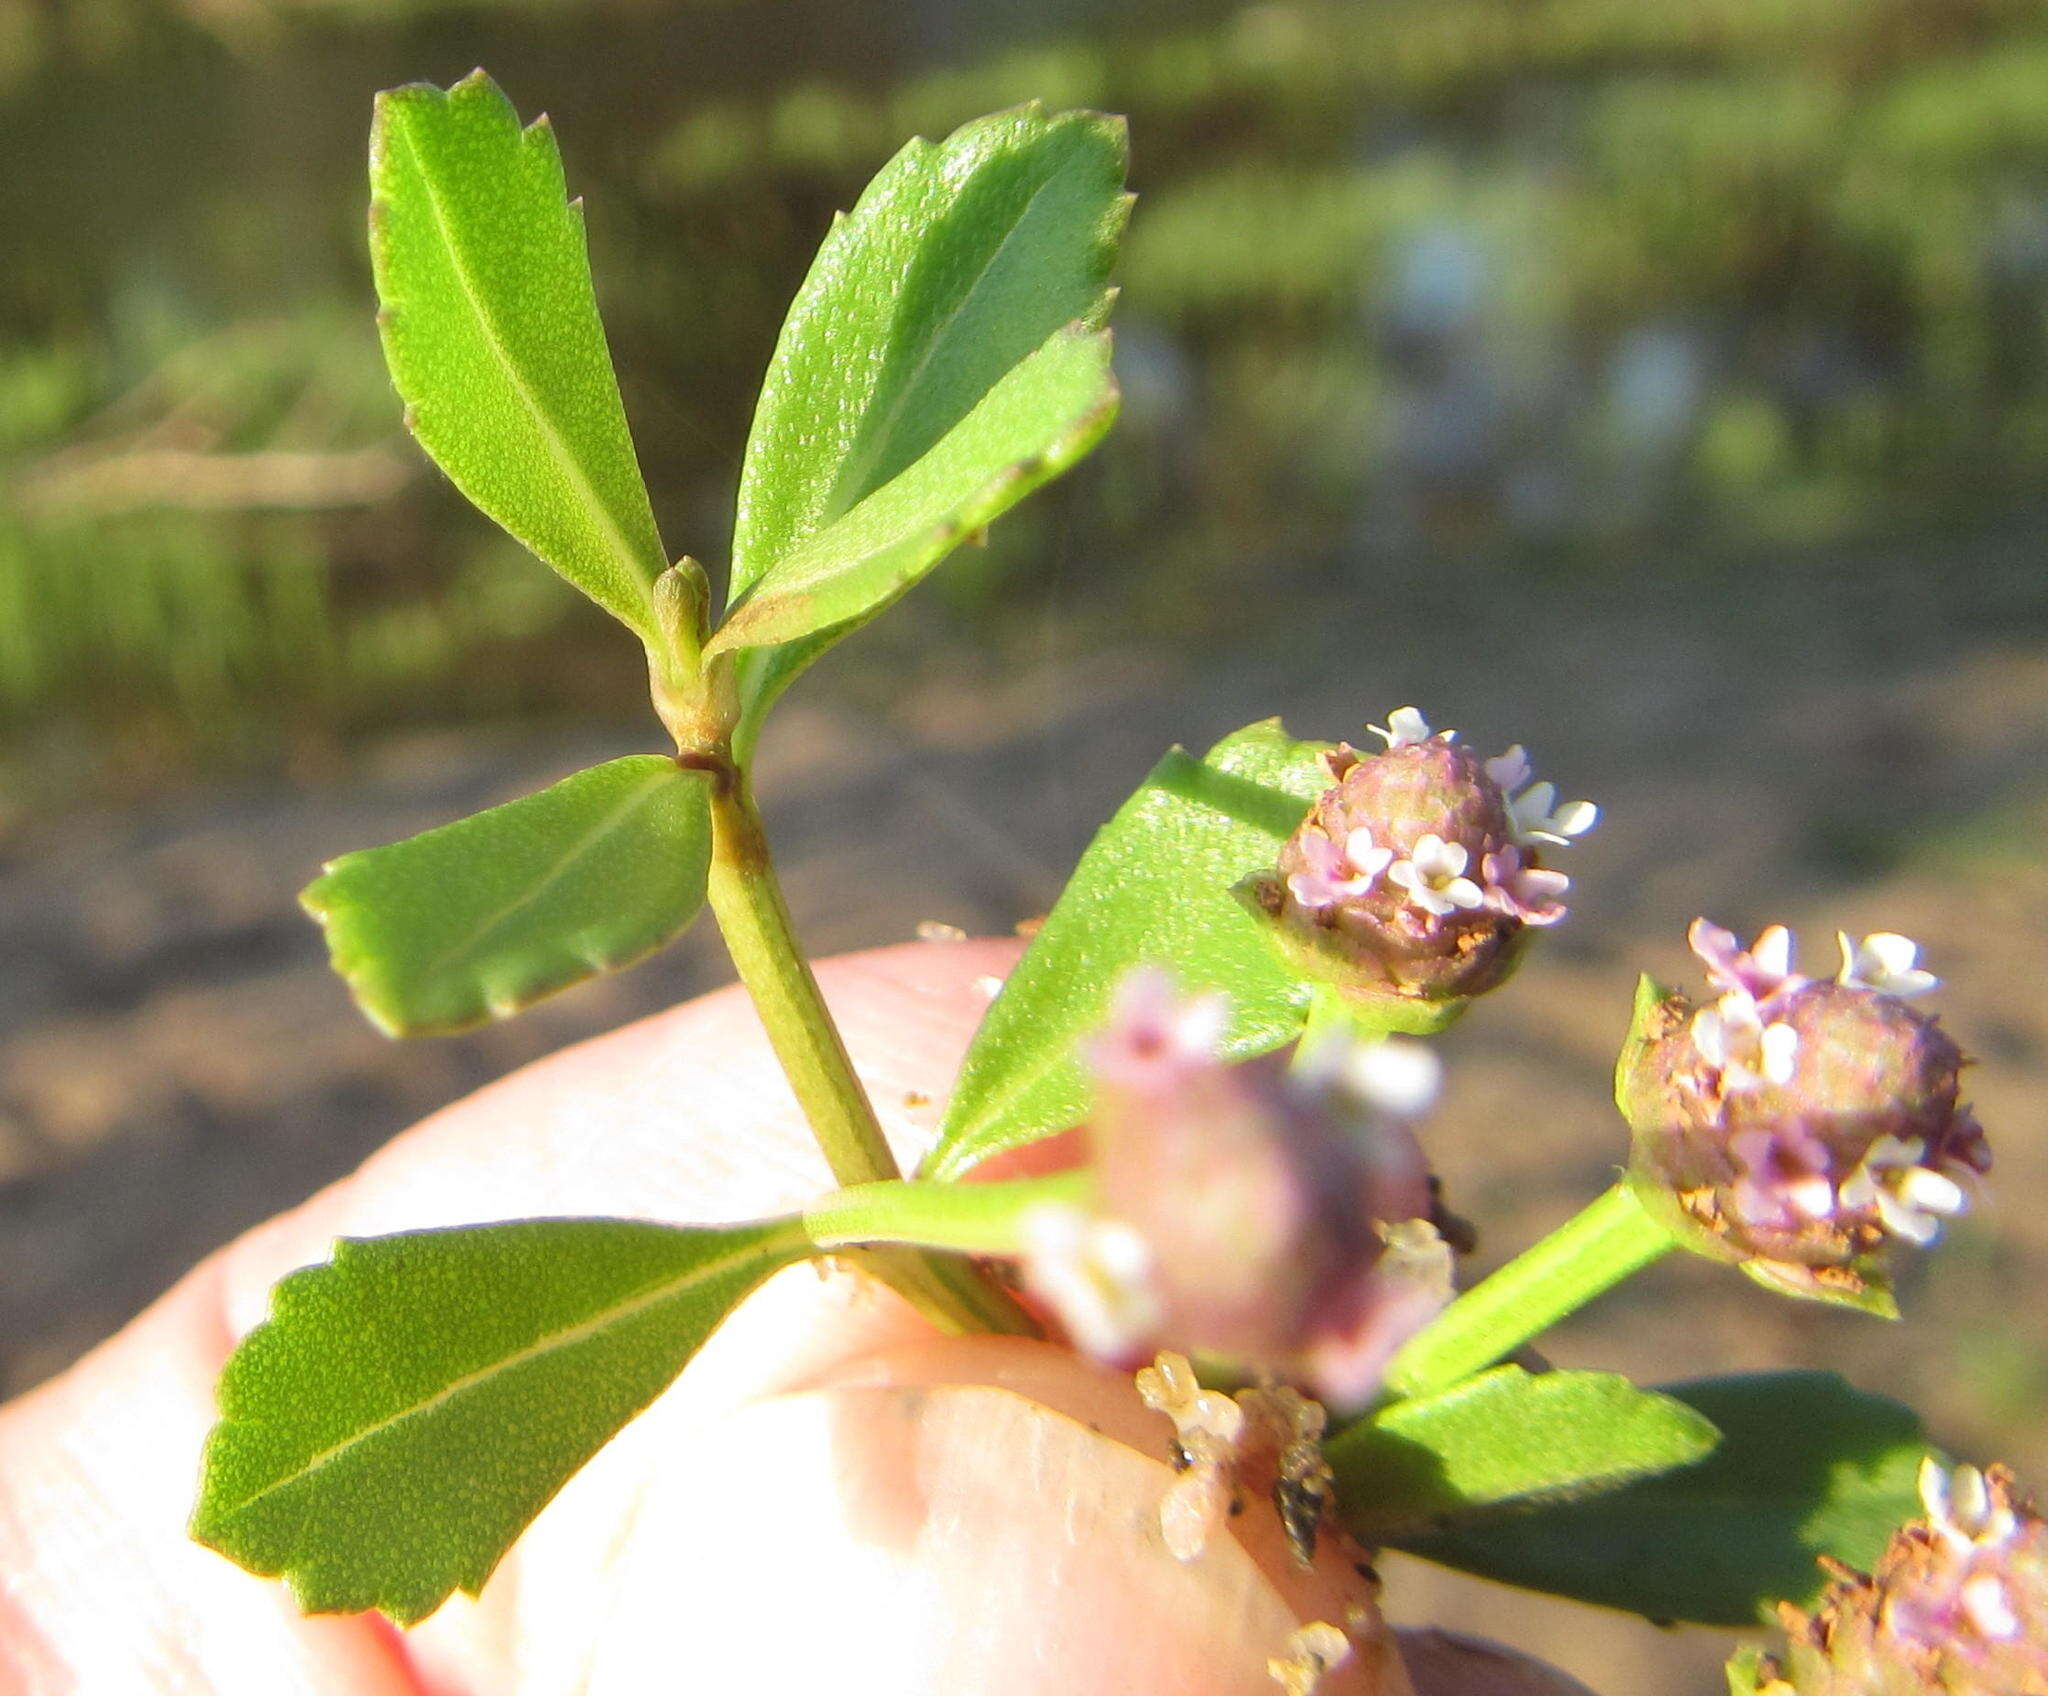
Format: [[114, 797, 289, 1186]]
[[1021, 968, 1455, 1409], [1621, 921, 1986, 1307], [1752, 1460, 2048, 1694], [1252, 709, 1597, 1012]]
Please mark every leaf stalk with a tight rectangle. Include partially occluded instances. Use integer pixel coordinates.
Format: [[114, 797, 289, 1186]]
[[806, 1172, 1090, 1255], [1384, 1180, 1677, 1401]]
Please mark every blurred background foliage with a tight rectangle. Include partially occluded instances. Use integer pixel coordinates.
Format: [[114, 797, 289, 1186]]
[[7, 0, 2048, 809]]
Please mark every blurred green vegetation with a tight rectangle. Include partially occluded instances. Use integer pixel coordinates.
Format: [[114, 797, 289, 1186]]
[[7, 0, 2048, 805]]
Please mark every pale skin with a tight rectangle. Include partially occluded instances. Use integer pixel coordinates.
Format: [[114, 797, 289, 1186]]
[[0, 939, 1588, 1696]]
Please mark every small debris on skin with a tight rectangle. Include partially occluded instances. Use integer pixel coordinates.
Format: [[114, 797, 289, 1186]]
[[1267, 1620, 1353, 1695], [1244, 1382, 1334, 1568], [1136, 1351, 1247, 1562], [972, 975, 1005, 1000], [1015, 914, 1047, 937], [902, 1090, 933, 1110], [1135, 1353, 1338, 1568], [915, 920, 968, 942]]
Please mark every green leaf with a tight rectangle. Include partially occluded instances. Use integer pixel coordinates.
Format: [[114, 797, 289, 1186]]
[[717, 103, 1128, 733], [923, 718, 1329, 1180], [710, 325, 1115, 658], [1725, 1646, 1773, 1696], [1332, 1367, 1720, 1541], [304, 756, 713, 1036], [1387, 1372, 1931, 1626], [193, 1218, 807, 1623], [372, 73, 669, 640]]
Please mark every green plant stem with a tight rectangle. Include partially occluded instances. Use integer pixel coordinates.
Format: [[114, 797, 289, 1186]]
[[705, 776, 902, 1188], [806, 1172, 1091, 1255], [1384, 1180, 1678, 1401], [702, 772, 1037, 1336], [1290, 984, 1352, 1072], [1293, 980, 1467, 1053]]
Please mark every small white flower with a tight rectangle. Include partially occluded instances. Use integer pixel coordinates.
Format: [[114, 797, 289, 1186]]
[[1484, 744, 1597, 847], [1750, 925, 1795, 982], [1839, 1135, 1970, 1246], [1386, 833, 1485, 916], [1920, 1457, 2019, 1550], [1019, 1205, 1162, 1361], [1760, 1023, 1798, 1085], [1285, 826, 1393, 911], [1691, 993, 1799, 1091], [1367, 706, 1443, 749], [1689, 919, 1808, 1009], [1481, 845, 1571, 926], [1090, 967, 1229, 1088], [1962, 1571, 2022, 1640], [1336, 1037, 1443, 1119], [1485, 744, 1532, 791], [1837, 931, 1940, 998], [1503, 779, 1600, 848]]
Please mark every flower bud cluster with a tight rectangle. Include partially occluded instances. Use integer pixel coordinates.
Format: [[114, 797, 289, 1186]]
[[1620, 921, 1988, 1305], [1751, 1458, 2048, 1694], [1251, 708, 1596, 1010], [1019, 969, 1455, 1409]]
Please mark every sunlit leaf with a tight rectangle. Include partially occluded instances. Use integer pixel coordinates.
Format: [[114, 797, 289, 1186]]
[[718, 103, 1127, 739], [1332, 1367, 1720, 1540], [304, 756, 712, 1035], [192, 1218, 807, 1624], [372, 72, 668, 638], [711, 325, 1114, 658], [1388, 1372, 1931, 1626], [923, 718, 1329, 1180]]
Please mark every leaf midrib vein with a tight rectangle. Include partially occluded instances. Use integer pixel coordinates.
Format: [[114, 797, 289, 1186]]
[[735, 147, 1091, 601], [225, 1225, 803, 1517], [821, 166, 1072, 527], [394, 115, 658, 612]]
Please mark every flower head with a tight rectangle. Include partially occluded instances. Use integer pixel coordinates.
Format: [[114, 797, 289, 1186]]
[[1021, 969, 1454, 1409], [1251, 710, 1597, 1013], [1620, 921, 1985, 1307], [1748, 1459, 2048, 1694]]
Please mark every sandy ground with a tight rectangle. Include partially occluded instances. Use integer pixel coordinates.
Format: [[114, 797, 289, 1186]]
[[5, 538, 2047, 1692]]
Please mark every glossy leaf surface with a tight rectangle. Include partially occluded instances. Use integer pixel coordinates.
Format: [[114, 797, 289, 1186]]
[[1332, 1367, 1719, 1540], [304, 756, 712, 1035], [372, 73, 668, 638], [193, 1218, 806, 1623], [720, 104, 1126, 730], [924, 718, 1329, 1180], [711, 324, 1114, 659], [1389, 1372, 1930, 1626]]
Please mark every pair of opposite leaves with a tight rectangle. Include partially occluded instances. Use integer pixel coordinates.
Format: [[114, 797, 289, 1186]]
[[314, 71, 1124, 1039]]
